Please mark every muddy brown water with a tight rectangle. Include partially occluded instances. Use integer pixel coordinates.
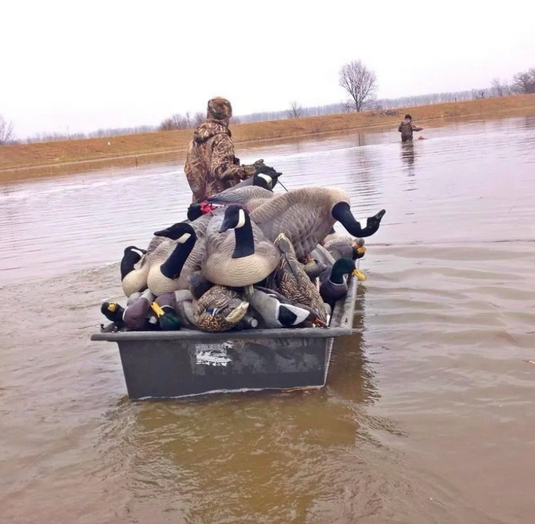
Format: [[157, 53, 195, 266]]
[[1, 116, 534, 524]]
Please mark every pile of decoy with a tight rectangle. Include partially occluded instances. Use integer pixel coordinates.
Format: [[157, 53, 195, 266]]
[[100, 169, 386, 333]]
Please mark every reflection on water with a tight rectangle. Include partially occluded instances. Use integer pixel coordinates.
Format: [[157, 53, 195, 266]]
[[1, 116, 535, 523]]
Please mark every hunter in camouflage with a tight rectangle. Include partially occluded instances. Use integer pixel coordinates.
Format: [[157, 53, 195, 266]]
[[184, 97, 272, 203], [398, 114, 423, 142]]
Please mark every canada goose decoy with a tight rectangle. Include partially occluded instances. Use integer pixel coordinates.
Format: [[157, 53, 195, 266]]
[[250, 187, 385, 260], [226, 170, 281, 191], [319, 257, 360, 305], [207, 185, 275, 211], [193, 285, 250, 332], [202, 204, 280, 288], [187, 201, 222, 221], [143, 236, 167, 258], [266, 233, 328, 327], [120, 246, 146, 279], [120, 246, 149, 297], [147, 222, 198, 296], [244, 285, 318, 328]]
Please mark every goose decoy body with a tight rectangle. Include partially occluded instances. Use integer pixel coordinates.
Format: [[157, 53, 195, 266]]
[[201, 204, 280, 288], [250, 186, 385, 260]]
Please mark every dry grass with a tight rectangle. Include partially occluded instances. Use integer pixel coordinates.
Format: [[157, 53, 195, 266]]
[[1, 94, 535, 182]]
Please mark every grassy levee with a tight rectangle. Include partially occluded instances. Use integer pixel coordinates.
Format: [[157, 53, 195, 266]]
[[1, 94, 534, 182]]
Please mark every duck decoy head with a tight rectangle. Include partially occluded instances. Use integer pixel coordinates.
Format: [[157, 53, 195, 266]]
[[100, 301, 125, 323], [154, 222, 196, 243], [219, 205, 248, 233], [351, 238, 366, 259]]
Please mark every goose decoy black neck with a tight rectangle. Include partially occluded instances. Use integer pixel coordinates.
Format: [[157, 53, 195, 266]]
[[219, 205, 255, 259], [331, 203, 386, 238], [153, 223, 197, 279]]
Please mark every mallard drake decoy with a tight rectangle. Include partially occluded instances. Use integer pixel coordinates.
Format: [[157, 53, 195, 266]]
[[202, 204, 280, 288], [324, 234, 366, 261], [319, 257, 360, 304], [266, 233, 328, 327], [123, 289, 155, 330], [100, 301, 125, 329], [120, 246, 149, 297], [152, 293, 181, 330], [102, 289, 156, 330], [193, 285, 250, 332], [244, 285, 318, 328], [146, 222, 198, 296], [250, 186, 385, 260]]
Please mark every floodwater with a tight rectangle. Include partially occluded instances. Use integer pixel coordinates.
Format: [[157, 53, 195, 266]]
[[1, 116, 534, 524]]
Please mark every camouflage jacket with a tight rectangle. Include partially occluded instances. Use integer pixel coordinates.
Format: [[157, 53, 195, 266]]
[[398, 121, 423, 140], [184, 119, 257, 203]]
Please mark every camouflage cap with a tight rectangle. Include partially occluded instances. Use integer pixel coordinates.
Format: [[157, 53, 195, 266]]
[[207, 97, 233, 120]]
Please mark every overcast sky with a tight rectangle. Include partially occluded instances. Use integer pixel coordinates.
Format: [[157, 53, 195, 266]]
[[2, 0, 534, 138]]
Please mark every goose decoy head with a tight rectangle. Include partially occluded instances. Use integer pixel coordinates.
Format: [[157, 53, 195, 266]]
[[120, 246, 146, 279], [188, 202, 218, 221], [331, 202, 386, 238], [100, 301, 125, 323], [253, 170, 281, 190], [123, 245, 146, 258], [153, 222, 196, 243], [187, 203, 203, 221], [219, 205, 248, 233]]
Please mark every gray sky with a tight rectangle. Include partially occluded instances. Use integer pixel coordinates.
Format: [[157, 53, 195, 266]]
[[3, 0, 534, 138]]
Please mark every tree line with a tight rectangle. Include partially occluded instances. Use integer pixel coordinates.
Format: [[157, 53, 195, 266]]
[[1, 64, 534, 146]]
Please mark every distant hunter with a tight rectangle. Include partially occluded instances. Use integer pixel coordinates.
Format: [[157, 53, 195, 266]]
[[398, 114, 423, 142]]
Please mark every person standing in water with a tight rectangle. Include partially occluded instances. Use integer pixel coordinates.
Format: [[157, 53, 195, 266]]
[[184, 97, 277, 203], [398, 114, 423, 142]]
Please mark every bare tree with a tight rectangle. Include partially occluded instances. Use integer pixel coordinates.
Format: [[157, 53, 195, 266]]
[[193, 112, 205, 126], [491, 78, 509, 97], [511, 68, 535, 94], [339, 60, 378, 112], [287, 101, 303, 119], [159, 113, 194, 131], [0, 115, 15, 145]]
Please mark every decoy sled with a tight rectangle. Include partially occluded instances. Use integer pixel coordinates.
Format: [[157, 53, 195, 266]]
[[90, 277, 358, 400]]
